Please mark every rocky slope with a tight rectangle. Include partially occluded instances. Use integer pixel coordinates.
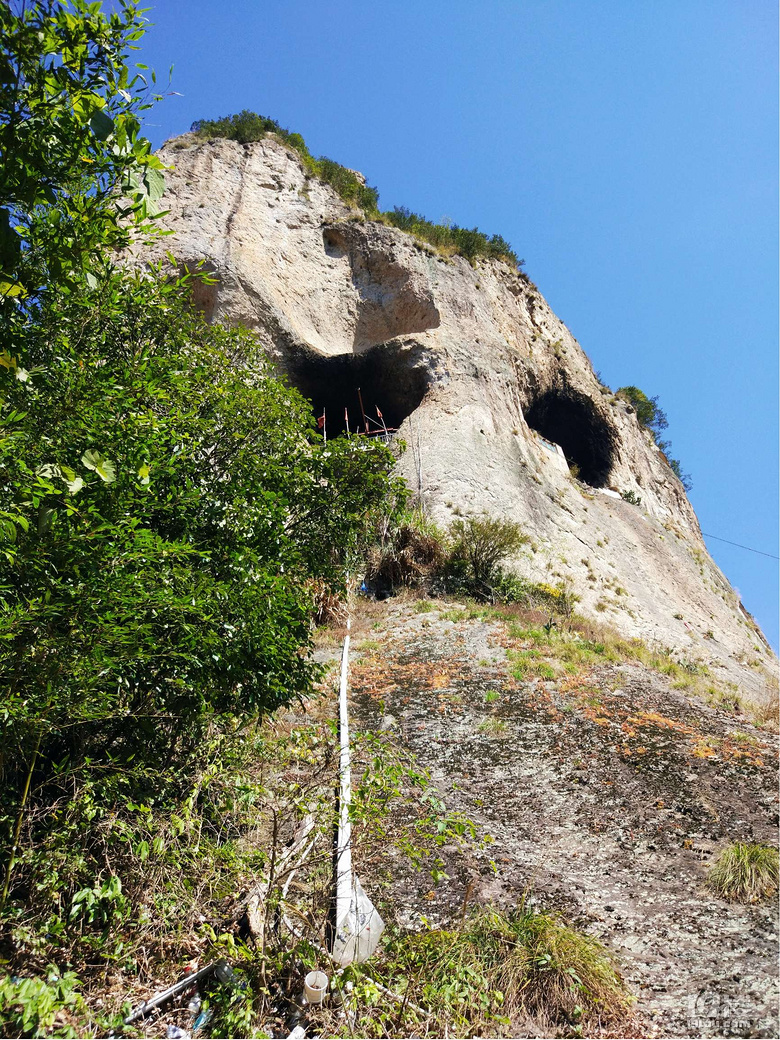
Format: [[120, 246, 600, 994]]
[[341, 599, 779, 1038], [148, 132, 775, 700]]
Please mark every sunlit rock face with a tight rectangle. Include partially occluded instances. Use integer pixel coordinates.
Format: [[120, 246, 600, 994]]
[[148, 132, 776, 699]]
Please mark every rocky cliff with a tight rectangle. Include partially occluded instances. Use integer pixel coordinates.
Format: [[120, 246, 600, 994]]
[[149, 132, 775, 701]]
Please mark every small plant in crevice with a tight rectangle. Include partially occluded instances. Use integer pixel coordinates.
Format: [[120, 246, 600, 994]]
[[706, 842, 779, 903], [620, 489, 642, 506], [616, 386, 692, 492], [478, 717, 509, 736]]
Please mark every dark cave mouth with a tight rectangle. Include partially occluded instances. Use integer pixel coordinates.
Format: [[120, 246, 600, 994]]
[[525, 388, 617, 488], [283, 343, 431, 437]]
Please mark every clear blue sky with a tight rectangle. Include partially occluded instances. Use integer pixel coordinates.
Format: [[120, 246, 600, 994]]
[[134, 0, 779, 649]]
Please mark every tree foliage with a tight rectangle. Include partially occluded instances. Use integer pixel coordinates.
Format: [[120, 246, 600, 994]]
[[0, 0, 167, 306], [615, 385, 667, 439], [2, 274, 401, 771], [0, 1, 404, 912]]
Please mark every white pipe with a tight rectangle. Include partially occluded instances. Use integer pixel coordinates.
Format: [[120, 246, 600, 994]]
[[335, 616, 352, 935]]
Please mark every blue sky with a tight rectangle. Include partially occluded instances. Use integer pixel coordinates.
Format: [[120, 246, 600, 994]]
[[134, 0, 778, 648]]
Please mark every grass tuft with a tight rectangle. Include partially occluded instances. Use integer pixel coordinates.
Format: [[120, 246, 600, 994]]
[[706, 842, 779, 903], [477, 717, 509, 736], [365, 904, 633, 1035]]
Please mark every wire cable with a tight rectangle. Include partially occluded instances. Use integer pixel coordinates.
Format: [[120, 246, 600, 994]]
[[701, 532, 779, 561]]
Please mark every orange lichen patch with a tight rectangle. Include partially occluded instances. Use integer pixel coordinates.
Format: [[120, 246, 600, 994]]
[[691, 739, 718, 760], [718, 735, 770, 768], [618, 742, 648, 757], [627, 710, 695, 735], [431, 673, 450, 689], [559, 675, 593, 694]]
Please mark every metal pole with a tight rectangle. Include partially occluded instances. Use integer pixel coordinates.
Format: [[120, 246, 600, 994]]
[[357, 387, 369, 434]]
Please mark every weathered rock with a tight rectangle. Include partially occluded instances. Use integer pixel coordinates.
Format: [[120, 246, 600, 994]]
[[348, 601, 779, 1038], [149, 132, 776, 700]]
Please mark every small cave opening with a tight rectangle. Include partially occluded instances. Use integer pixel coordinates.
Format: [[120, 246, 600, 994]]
[[283, 343, 431, 437], [525, 387, 617, 488]]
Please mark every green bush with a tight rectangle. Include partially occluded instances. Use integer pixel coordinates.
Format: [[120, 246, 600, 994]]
[[0, 969, 86, 1039], [357, 905, 632, 1035], [448, 515, 529, 593], [190, 113, 522, 269], [384, 206, 521, 266]]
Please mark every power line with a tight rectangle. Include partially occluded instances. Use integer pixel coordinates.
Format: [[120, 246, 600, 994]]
[[702, 532, 779, 561]]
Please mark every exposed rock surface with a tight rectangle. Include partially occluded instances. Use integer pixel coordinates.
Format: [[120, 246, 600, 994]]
[[150, 132, 776, 699], [346, 601, 779, 1038]]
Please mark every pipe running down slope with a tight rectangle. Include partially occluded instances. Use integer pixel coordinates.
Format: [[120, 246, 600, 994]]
[[331, 615, 385, 965]]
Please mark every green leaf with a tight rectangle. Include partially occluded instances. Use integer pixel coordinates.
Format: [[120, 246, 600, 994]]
[[142, 168, 165, 201], [81, 449, 116, 483], [0, 278, 27, 299], [72, 91, 104, 123], [90, 108, 114, 141]]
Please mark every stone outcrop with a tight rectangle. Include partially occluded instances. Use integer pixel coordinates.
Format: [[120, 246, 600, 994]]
[[149, 132, 776, 700]]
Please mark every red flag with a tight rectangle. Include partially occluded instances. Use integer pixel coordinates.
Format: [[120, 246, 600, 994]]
[[317, 413, 325, 429], [376, 406, 383, 419]]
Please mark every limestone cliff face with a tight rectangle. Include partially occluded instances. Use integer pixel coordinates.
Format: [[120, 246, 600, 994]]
[[150, 132, 775, 698]]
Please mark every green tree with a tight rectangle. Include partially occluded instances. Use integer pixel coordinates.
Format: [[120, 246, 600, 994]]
[[0, 0, 166, 306], [615, 386, 668, 440], [0, 1, 404, 909]]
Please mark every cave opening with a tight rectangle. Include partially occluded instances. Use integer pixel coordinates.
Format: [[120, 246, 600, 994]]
[[525, 388, 617, 488], [283, 343, 431, 437]]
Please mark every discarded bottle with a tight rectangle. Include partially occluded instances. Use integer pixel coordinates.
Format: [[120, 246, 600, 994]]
[[165, 1027, 191, 1040]]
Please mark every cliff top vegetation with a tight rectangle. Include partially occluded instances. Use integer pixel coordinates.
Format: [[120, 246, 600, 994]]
[[190, 110, 523, 270]]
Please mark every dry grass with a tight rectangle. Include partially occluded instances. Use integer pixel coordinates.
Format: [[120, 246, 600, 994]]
[[339, 904, 634, 1037]]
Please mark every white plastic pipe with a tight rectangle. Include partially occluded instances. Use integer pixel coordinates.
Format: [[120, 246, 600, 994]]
[[335, 616, 353, 935]]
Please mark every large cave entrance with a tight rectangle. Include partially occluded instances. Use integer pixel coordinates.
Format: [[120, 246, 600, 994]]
[[525, 388, 617, 488], [283, 343, 431, 437]]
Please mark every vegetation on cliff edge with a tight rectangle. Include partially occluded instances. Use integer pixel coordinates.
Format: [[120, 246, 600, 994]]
[[190, 110, 524, 268], [616, 385, 692, 491]]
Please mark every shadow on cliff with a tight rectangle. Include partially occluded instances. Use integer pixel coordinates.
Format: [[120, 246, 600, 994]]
[[283, 340, 435, 435]]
